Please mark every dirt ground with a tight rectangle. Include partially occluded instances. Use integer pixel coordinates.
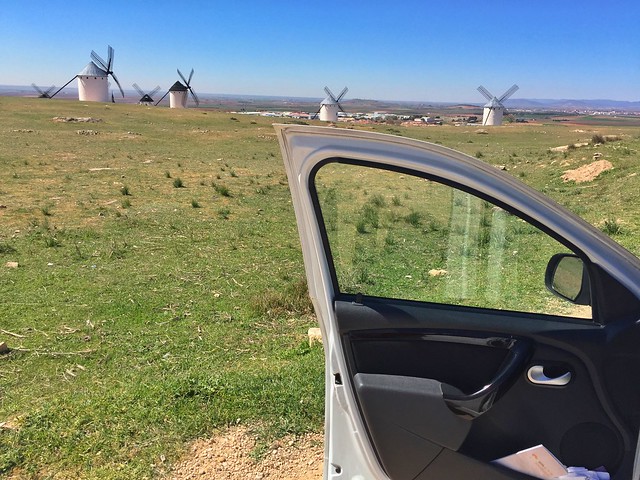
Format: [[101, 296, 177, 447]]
[[166, 426, 324, 479], [562, 159, 613, 183]]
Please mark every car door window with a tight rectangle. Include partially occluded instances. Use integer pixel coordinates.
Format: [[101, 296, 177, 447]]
[[314, 161, 591, 319]]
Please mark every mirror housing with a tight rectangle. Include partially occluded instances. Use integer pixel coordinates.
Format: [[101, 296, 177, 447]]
[[545, 253, 591, 305]]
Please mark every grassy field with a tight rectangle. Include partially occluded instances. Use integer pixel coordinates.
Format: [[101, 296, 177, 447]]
[[0, 97, 639, 479]]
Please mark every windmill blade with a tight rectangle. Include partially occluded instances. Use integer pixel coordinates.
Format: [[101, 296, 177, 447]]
[[498, 84, 519, 103], [188, 87, 200, 107], [31, 84, 45, 96], [148, 86, 161, 98], [155, 90, 170, 106], [336, 86, 348, 102], [187, 69, 194, 86], [132, 83, 145, 97], [106, 45, 114, 72], [177, 69, 188, 86], [477, 85, 494, 101], [110, 71, 125, 97], [324, 86, 337, 102], [312, 106, 322, 120], [44, 86, 56, 96], [91, 50, 108, 71], [50, 76, 77, 98]]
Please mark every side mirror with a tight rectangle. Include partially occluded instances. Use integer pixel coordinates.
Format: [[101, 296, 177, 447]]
[[545, 254, 591, 305]]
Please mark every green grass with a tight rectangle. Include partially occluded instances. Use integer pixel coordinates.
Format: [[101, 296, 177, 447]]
[[1, 97, 640, 478], [0, 98, 321, 479]]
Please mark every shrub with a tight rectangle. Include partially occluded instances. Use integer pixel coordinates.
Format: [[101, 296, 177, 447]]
[[173, 178, 184, 188], [212, 183, 231, 197], [218, 207, 231, 219], [602, 218, 622, 235]]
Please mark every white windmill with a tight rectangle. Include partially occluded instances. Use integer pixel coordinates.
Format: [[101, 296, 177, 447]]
[[155, 69, 199, 108], [477, 84, 519, 126], [313, 86, 348, 122], [52, 46, 124, 102]]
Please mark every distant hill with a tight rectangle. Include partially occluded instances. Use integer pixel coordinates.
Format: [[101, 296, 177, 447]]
[[2, 84, 639, 113], [505, 98, 640, 112]]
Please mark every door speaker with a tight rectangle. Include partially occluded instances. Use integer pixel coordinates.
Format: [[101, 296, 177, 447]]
[[560, 422, 621, 471]]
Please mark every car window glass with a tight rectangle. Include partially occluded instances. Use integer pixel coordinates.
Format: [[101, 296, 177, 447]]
[[314, 161, 591, 319]]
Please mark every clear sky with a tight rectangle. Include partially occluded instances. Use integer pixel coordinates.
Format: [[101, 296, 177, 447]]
[[2, 1, 639, 103]]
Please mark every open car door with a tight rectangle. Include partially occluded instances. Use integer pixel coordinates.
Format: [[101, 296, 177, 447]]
[[277, 125, 640, 480]]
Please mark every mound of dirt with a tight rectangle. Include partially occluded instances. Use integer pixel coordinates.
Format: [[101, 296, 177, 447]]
[[166, 426, 323, 480], [562, 160, 613, 183]]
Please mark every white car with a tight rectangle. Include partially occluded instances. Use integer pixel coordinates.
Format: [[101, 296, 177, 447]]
[[276, 125, 640, 480]]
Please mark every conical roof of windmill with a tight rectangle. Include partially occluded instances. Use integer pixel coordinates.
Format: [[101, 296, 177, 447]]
[[169, 81, 188, 92], [321, 95, 336, 105], [78, 62, 108, 77]]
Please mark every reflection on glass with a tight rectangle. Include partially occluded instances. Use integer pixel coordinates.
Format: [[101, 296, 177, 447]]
[[314, 161, 591, 319]]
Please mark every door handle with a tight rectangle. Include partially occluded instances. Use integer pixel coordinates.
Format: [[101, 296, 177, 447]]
[[527, 365, 571, 386]]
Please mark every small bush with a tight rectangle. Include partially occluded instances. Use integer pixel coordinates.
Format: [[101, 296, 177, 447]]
[[41, 204, 53, 216], [173, 178, 185, 188], [405, 211, 421, 227], [164, 171, 171, 178], [191, 199, 201, 208], [475, 151, 484, 158], [0, 243, 17, 255], [591, 134, 606, 145], [44, 235, 61, 248], [370, 194, 386, 208], [250, 277, 313, 317], [602, 218, 622, 235], [212, 183, 231, 197], [121, 199, 131, 209], [120, 185, 131, 196]]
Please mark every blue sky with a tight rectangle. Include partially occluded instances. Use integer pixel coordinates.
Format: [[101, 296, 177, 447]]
[[2, 1, 639, 102]]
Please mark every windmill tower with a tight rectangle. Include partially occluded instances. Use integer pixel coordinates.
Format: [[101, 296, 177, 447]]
[[51, 46, 124, 102], [477, 84, 519, 126], [314, 86, 348, 122], [133, 83, 161, 105], [155, 69, 199, 108], [31, 84, 56, 98]]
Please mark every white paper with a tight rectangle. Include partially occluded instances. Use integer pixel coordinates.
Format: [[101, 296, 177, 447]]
[[493, 444, 569, 479]]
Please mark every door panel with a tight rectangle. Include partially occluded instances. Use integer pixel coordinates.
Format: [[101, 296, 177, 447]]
[[336, 297, 629, 478]]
